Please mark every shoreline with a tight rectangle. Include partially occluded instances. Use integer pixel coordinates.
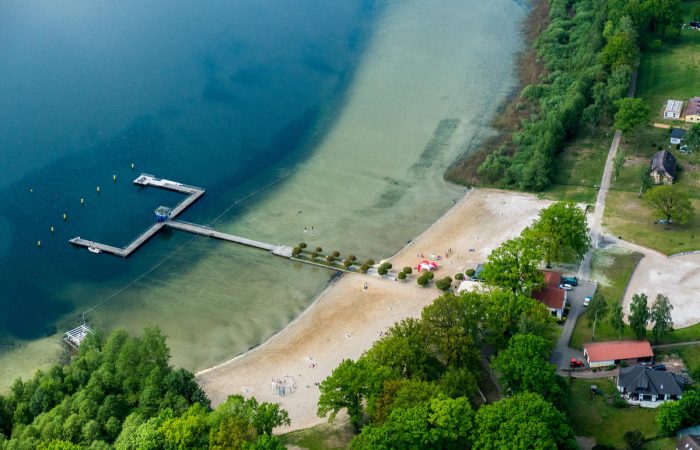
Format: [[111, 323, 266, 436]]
[[196, 188, 553, 431]]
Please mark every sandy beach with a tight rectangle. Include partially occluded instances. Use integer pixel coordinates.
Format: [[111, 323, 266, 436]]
[[196, 189, 551, 431]]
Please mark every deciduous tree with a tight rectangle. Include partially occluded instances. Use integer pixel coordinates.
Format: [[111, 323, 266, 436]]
[[614, 98, 649, 134], [645, 185, 695, 225], [650, 293, 674, 343], [474, 393, 577, 450], [609, 303, 625, 339], [525, 201, 590, 267], [482, 237, 544, 295], [587, 293, 609, 340], [629, 293, 650, 340]]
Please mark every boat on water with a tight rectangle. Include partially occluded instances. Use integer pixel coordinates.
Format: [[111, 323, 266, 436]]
[[87, 246, 102, 254]]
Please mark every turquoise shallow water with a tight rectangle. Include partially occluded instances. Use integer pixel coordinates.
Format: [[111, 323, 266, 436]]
[[0, 0, 527, 380]]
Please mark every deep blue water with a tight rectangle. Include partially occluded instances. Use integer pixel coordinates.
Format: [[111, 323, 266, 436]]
[[0, 0, 377, 340]]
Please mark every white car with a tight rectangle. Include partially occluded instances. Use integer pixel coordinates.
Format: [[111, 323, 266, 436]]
[[559, 284, 573, 291], [583, 296, 592, 307]]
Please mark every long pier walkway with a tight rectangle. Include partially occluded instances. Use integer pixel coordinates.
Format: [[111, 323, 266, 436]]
[[69, 174, 291, 259]]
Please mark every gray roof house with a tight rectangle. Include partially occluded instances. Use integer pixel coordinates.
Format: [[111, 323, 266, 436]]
[[671, 128, 687, 145], [651, 150, 678, 185], [617, 366, 685, 405], [677, 435, 700, 450]]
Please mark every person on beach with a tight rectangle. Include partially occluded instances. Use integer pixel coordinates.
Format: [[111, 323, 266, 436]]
[[363, 282, 368, 290]]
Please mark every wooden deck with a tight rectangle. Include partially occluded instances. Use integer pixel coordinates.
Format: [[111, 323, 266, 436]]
[[166, 221, 292, 256]]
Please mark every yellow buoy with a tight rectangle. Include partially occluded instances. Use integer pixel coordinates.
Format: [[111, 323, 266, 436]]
[[50, 226, 54, 233], [80, 198, 84, 205], [63, 213, 67, 221], [96, 186, 101, 193], [113, 174, 117, 182], [131, 163, 135, 170], [37, 240, 41, 247]]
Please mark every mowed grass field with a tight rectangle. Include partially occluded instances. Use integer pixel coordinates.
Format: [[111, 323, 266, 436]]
[[636, 1, 700, 118], [566, 378, 662, 448]]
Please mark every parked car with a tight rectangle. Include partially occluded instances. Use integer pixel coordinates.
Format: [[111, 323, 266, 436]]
[[583, 296, 592, 307], [570, 358, 585, 369], [651, 364, 666, 371], [559, 284, 573, 291], [560, 276, 578, 286]]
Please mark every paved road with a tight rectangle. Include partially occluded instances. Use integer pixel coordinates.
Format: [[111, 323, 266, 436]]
[[552, 281, 598, 371]]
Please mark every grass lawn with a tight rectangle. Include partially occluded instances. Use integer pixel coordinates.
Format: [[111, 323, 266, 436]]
[[570, 248, 642, 349], [636, 2, 700, 121], [603, 190, 700, 255], [541, 130, 611, 204], [280, 420, 355, 450], [642, 437, 677, 450], [566, 378, 661, 448]]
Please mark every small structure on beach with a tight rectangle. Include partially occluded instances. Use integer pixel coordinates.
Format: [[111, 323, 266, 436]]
[[650, 150, 677, 185], [665, 99, 684, 119], [532, 271, 567, 319], [64, 324, 92, 348], [416, 260, 438, 272], [583, 340, 653, 368], [617, 365, 685, 405], [684, 97, 700, 123]]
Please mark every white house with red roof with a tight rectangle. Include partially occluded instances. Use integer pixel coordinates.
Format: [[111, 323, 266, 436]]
[[583, 340, 654, 368], [532, 271, 567, 319]]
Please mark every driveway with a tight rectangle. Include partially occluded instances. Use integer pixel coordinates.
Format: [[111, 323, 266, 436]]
[[552, 280, 598, 371]]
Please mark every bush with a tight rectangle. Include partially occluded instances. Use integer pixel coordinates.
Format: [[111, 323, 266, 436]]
[[343, 259, 352, 268], [360, 264, 370, 273], [298, 242, 307, 249], [310, 251, 318, 258], [623, 430, 644, 450], [348, 255, 357, 262], [331, 251, 340, 258], [397, 271, 407, 281], [378, 266, 389, 276], [455, 273, 464, 281], [292, 247, 302, 257], [380, 262, 392, 270], [435, 277, 453, 291], [402, 266, 412, 275], [425, 271, 434, 280], [315, 246, 322, 253], [613, 395, 628, 409], [417, 274, 430, 286], [605, 365, 617, 371], [326, 255, 335, 263], [465, 268, 475, 277], [365, 259, 375, 266]]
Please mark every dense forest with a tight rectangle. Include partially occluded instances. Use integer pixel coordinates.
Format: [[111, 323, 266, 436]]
[[0, 328, 289, 449], [448, 0, 684, 190]]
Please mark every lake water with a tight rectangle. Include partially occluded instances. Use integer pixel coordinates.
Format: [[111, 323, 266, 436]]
[[0, 0, 526, 385]]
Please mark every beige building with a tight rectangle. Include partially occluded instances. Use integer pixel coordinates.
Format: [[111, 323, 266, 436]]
[[685, 97, 700, 123]]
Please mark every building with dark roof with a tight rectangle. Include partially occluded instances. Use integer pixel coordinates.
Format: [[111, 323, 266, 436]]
[[532, 271, 567, 319], [677, 435, 700, 450], [617, 366, 685, 404], [651, 150, 677, 185], [583, 340, 654, 368], [671, 128, 687, 145]]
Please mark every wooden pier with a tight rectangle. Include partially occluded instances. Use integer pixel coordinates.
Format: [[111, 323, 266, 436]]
[[69, 174, 292, 259]]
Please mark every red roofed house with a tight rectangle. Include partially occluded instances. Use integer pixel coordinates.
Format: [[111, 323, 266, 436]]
[[533, 271, 567, 319], [583, 340, 654, 368]]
